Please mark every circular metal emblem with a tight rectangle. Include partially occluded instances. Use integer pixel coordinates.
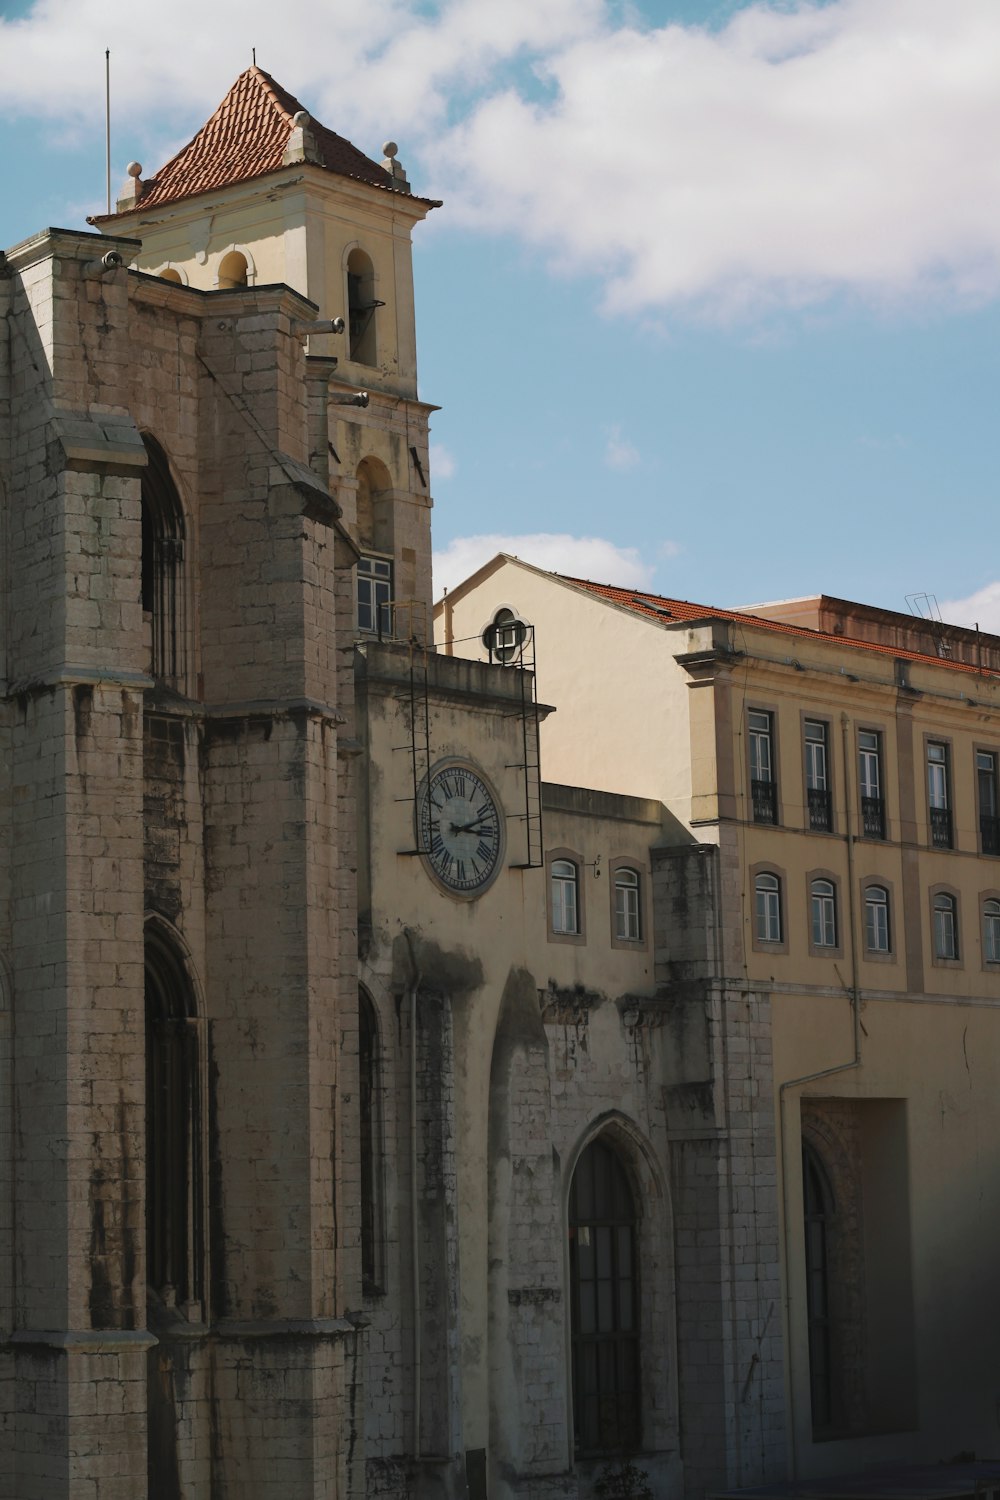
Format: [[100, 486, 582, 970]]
[[417, 761, 505, 896]]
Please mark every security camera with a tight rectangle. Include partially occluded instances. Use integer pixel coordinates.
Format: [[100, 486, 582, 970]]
[[83, 249, 124, 278]]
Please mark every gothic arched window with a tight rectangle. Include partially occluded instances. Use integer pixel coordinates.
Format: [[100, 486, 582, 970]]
[[802, 1141, 835, 1432], [145, 926, 202, 1316], [140, 434, 186, 687], [568, 1137, 640, 1455], [359, 988, 384, 1295]]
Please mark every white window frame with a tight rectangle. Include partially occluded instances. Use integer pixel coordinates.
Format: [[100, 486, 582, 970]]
[[927, 742, 949, 811], [551, 859, 579, 936], [984, 899, 1000, 964], [933, 891, 958, 961], [614, 868, 641, 942], [977, 750, 999, 855], [357, 552, 393, 635], [858, 729, 882, 800], [749, 710, 774, 785], [811, 878, 837, 949], [805, 720, 828, 792], [864, 885, 890, 954], [755, 872, 782, 944]]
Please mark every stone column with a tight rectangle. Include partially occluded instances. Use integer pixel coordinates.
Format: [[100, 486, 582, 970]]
[[4, 231, 152, 1499], [195, 292, 361, 1499]]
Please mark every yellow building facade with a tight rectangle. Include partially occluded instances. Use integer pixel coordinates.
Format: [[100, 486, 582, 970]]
[[440, 559, 1000, 1483]]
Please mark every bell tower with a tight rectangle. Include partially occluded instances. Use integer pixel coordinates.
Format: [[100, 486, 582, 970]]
[[94, 66, 440, 641]]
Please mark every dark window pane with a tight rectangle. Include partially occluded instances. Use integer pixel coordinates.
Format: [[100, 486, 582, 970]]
[[597, 1280, 614, 1332], [568, 1140, 640, 1455]]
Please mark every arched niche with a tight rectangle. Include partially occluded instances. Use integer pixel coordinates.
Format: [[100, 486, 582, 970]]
[[359, 986, 386, 1296], [346, 247, 378, 365], [355, 456, 394, 554], [355, 457, 395, 636], [0, 953, 12, 1338], [144, 919, 204, 1318], [217, 244, 255, 289], [562, 1112, 677, 1462]]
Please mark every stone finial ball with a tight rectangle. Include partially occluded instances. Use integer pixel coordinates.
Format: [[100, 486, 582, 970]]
[[382, 141, 398, 159], [126, 161, 143, 178], [292, 111, 310, 127]]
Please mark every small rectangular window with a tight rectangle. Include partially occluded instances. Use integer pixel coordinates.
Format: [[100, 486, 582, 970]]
[[977, 751, 999, 856], [927, 742, 952, 849], [858, 730, 886, 839], [805, 720, 832, 832], [749, 710, 777, 824], [357, 554, 393, 635]]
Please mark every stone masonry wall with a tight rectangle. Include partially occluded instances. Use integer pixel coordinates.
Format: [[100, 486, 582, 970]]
[[653, 842, 786, 1496], [1, 230, 363, 1499]]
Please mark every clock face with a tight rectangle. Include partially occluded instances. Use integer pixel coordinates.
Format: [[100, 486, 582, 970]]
[[417, 762, 505, 896]]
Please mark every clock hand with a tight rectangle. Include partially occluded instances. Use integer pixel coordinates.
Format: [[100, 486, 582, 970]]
[[449, 818, 494, 835]]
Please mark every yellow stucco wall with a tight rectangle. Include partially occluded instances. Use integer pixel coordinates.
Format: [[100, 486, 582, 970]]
[[442, 559, 1000, 1474]]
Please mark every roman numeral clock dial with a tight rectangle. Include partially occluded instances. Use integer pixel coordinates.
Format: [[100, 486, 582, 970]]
[[418, 762, 505, 896]]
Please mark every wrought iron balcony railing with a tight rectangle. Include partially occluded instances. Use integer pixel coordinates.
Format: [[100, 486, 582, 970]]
[[861, 795, 885, 840], [752, 778, 778, 825], [930, 805, 953, 849], [808, 787, 832, 833]]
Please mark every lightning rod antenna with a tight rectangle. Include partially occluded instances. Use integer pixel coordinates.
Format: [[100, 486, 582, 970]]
[[105, 49, 111, 214]]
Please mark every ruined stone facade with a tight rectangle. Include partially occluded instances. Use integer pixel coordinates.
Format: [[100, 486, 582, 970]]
[[1, 72, 788, 1500]]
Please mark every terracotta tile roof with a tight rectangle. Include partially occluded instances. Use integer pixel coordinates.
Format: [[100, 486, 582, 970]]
[[559, 576, 1000, 681], [94, 67, 436, 220]]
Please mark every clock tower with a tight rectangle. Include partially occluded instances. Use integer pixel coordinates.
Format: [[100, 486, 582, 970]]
[[95, 65, 441, 642]]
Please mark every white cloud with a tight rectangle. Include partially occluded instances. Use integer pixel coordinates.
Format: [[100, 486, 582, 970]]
[[429, 442, 457, 481], [0, 0, 599, 154], [427, 0, 1000, 316], [604, 424, 640, 470], [433, 532, 656, 596], [940, 581, 1000, 634], [4, 1, 1000, 317]]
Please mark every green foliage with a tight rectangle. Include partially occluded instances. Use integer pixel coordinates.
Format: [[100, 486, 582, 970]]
[[593, 1456, 654, 1500]]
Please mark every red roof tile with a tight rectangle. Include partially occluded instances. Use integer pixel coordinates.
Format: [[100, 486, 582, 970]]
[[94, 67, 436, 220], [559, 576, 1000, 682]]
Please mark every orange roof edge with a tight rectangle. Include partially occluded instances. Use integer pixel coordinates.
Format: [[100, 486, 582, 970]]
[[558, 575, 1000, 682]]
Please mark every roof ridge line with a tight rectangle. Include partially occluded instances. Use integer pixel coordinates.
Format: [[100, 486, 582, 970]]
[[249, 65, 302, 128]]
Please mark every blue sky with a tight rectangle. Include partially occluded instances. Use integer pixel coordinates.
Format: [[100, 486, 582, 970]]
[[1, 0, 998, 625]]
